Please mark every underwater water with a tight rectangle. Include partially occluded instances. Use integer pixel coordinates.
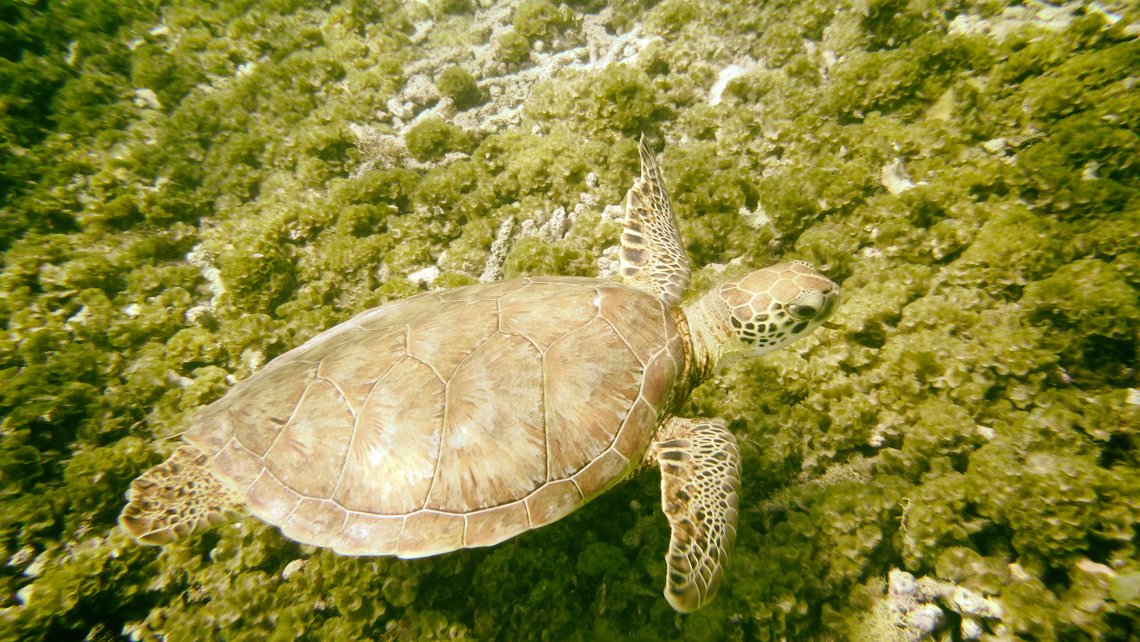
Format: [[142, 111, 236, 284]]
[[1, 0, 1138, 639]]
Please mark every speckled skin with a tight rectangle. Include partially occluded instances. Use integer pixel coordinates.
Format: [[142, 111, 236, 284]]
[[721, 261, 840, 349]]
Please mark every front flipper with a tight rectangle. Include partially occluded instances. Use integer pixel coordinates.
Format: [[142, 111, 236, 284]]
[[652, 418, 741, 612], [620, 135, 691, 306]]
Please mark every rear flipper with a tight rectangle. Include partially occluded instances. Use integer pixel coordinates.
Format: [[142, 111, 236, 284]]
[[119, 445, 247, 545], [653, 418, 741, 612]]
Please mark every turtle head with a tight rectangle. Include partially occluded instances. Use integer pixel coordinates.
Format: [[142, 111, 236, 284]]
[[715, 261, 840, 356]]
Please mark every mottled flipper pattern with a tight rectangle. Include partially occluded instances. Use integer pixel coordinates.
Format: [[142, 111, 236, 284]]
[[653, 418, 741, 612], [620, 136, 691, 306], [119, 445, 247, 545]]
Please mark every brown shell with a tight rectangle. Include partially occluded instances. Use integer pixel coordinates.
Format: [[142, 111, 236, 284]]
[[183, 276, 685, 556]]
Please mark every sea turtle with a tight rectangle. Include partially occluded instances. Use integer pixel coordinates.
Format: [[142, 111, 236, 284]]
[[119, 137, 840, 612]]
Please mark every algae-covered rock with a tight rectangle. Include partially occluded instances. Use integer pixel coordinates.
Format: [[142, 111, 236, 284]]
[[2, 0, 1138, 640], [435, 65, 484, 111], [404, 117, 473, 162]]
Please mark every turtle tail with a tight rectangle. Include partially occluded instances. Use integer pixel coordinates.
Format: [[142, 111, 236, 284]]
[[119, 445, 247, 545]]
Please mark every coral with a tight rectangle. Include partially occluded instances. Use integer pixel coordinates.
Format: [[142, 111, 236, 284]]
[[851, 568, 1005, 641]]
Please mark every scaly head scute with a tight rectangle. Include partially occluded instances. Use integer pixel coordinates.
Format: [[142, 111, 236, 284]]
[[721, 260, 840, 353], [684, 260, 840, 378]]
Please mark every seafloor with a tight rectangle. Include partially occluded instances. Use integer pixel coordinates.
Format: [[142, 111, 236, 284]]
[[1, 0, 1137, 640]]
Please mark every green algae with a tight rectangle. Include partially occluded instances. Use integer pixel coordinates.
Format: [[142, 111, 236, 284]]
[[435, 65, 484, 111], [1, 0, 1139, 640], [493, 28, 532, 66], [511, 0, 579, 46], [405, 118, 473, 162], [529, 64, 664, 137]]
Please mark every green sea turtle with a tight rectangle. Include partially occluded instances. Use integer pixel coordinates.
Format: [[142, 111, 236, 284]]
[[120, 138, 840, 612]]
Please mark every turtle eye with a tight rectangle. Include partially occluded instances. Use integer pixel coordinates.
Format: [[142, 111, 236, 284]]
[[788, 303, 818, 320], [787, 289, 826, 321]]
